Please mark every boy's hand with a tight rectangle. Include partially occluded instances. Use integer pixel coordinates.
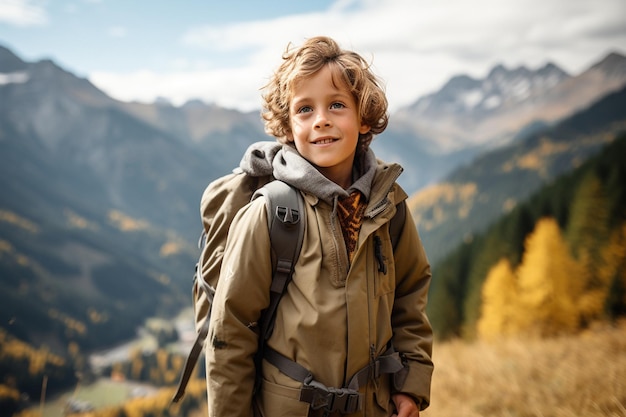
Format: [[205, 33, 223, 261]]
[[391, 393, 420, 417]]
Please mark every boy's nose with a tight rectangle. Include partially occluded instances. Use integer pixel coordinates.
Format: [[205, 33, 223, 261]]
[[314, 112, 332, 129]]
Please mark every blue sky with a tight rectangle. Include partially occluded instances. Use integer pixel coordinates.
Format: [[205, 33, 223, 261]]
[[1, 0, 625, 112]]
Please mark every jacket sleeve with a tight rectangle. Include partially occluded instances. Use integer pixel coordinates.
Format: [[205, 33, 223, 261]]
[[206, 198, 273, 417], [390, 204, 434, 410]]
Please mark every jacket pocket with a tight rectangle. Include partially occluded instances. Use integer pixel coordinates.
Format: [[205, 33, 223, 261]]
[[258, 379, 310, 417]]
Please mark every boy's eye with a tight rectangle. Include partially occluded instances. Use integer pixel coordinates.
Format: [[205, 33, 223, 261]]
[[297, 105, 313, 114], [330, 102, 345, 109]]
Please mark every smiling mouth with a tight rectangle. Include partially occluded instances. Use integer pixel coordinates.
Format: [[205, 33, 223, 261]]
[[313, 137, 337, 145]]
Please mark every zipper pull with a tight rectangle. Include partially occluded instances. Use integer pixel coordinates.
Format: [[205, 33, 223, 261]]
[[374, 236, 387, 275]]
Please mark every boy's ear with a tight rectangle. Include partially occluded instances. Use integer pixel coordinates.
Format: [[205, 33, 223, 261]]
[[359, 123, 371, 134]]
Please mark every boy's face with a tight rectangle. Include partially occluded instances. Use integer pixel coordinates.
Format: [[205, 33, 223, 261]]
[[287, 65, 370, 188]]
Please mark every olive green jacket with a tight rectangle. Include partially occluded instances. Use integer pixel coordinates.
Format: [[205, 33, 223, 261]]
[[206, 143, 433, 416]]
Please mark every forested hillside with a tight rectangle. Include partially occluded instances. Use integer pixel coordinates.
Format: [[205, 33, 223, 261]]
[[411, 84, 626, 264], [428, 133, 626, 339]]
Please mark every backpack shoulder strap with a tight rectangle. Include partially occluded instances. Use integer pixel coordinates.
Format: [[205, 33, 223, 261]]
[[253, 180, 306, 340], [172, 175, 296, 404]]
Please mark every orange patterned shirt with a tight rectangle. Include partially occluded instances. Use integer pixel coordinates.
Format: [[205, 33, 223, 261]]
[[337, 191, 367, 263]]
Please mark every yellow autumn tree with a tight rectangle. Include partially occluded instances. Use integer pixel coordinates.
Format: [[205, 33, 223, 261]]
[[516, 218, 583, 336], [477, 258, 519, 339], [0, 384, 20, 400]]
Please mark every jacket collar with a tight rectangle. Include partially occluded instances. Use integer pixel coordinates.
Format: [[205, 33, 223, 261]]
[[239, 141, 404, 212]]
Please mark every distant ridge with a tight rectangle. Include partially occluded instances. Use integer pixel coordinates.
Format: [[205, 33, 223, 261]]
[[409, 84, 626, 263], [391, 51, 626, 152]]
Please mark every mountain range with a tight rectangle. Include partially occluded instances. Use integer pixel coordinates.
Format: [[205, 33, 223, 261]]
[[378, 51, 626, 191], [411, 84, 626, 263], [0, 43, 625, 356], [394, 52, 626, 151]]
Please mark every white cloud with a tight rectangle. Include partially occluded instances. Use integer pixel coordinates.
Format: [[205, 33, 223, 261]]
[[90, 68, 265, 111], [0, 0, 47, 26], [88, 0, 626, 112]]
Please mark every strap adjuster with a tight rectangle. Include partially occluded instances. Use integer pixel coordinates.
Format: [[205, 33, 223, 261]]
[[276, 206, 300, 225], [300, 380, 362, 414]]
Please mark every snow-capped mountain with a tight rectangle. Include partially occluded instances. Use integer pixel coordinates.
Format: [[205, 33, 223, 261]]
[[411, 62, 567, 115], [393, 52, 626, 153]]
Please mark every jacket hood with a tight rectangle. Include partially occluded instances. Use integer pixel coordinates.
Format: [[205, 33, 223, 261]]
[[239, 141, 400, 206]]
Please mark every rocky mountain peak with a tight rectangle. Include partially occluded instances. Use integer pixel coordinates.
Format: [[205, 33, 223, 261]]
[[403, 61, 570, 123], [390, 51, 625, 157], [590, 51, 626, 79], [0, 45, 27, 73]]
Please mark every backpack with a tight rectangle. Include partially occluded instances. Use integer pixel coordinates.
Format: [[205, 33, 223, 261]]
[[171, 168, 407, 404], [172, 169, 305, 403]]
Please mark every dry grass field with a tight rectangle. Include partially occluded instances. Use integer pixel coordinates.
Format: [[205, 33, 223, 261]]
[[18, 322, 625, 417], [422, 321, 626, 417]]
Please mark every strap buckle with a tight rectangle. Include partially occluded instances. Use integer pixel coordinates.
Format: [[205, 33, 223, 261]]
[[275, 206, 300, 225], [300, 380, 362, 414]]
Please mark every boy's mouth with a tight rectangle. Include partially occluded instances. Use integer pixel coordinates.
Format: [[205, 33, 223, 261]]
[[313, 137, 337, 145]]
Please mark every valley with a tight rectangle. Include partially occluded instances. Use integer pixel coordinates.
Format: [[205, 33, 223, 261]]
[[27, 309, 195, 417]]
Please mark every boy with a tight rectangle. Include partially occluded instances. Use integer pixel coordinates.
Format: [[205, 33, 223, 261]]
[[206, 36, 433, 417]]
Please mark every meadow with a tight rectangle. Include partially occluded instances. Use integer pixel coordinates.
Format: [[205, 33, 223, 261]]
[[422, 321, 626, 417], [18, 321, 625, 417]]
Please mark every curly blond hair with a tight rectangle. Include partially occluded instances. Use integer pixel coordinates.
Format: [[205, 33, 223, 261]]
[[261, 36, 388, 150]]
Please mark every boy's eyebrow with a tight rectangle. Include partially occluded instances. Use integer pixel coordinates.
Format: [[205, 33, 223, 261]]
[[291, 91, 353, 108]]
